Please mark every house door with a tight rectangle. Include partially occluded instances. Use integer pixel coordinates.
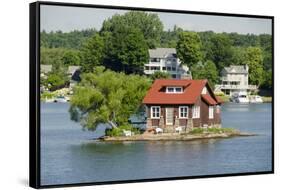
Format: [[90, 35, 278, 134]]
[[166, 108, 174, 125]]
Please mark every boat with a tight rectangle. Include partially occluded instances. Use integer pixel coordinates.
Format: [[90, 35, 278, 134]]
[[230, 92, 249, 103], [250, 95, 263, 103], [54, 96, 68, 103]]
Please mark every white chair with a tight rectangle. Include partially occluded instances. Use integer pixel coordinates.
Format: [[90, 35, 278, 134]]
[[123, 130, 132, 137], [175, 127, 182, 133], [155, 127, 163, 134]]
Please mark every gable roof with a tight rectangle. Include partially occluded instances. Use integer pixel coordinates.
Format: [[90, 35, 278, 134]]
[[202, 94, 217, 105], [149, 48, 176, 58], [41, 65, 52, 73], [215, 96, 224, 104], [143, 79, 220, 105], [223, 65, 248, 74]]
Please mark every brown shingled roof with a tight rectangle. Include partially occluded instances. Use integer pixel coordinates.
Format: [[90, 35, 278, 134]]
[[202, 94, 217, 105], [143, 79, 218, 105], [215, 96, 224, 104]]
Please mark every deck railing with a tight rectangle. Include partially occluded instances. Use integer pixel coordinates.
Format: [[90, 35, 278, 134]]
[[215, 84, 257, 90]]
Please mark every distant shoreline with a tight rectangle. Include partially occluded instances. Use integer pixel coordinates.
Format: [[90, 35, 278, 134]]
[[216, 95, 272, 103]]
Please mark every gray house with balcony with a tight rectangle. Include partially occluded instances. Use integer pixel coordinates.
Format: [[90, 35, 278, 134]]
[[215, 65, 257, 95], [144, 48, 191, 79]]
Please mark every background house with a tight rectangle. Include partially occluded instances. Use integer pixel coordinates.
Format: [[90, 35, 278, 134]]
[[142, 79, 222, 132], [40, 64, 52, 78], [67, 66, 81, 89], [215, 65, 257, 96], [144, 48, 191, 79]]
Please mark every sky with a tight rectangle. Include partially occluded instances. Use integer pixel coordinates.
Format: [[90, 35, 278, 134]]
[[40, 5, 272, 35]]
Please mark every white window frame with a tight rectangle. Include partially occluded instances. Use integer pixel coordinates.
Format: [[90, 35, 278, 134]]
[[209, 106, 214, 119], [216, 105, 220, 114], [192, 106, 200, 118], [151, 106, 160, 119], [166, 86, 183, 93], [179, 106, 188, 118]]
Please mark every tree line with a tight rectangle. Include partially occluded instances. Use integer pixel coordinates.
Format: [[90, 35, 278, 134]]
[[40, 11, 272, 89]]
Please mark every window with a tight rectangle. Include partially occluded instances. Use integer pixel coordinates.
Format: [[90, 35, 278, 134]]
[[151, 106, 160, 118], [172, 67, 176, 71], [145, 66, 150, 70], [167, 87, 174, 93], [209, 106, 214, 119], [151, 66, 160, 71], [167, 67, 171, 71], [162, 67, 166, 71], [166, 86, 183, 93], [175, 87, 182, 92], [150, 58, 160, 62], [179, 106, 188, 118], [216, 105, 220, 114], [192, 106, 200, 118]]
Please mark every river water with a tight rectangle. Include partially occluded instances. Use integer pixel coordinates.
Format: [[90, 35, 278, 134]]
[[40, 103, 272, 185]]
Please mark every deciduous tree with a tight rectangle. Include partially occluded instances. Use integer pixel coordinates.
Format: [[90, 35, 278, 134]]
[[244, 47, 264, 86], [191, 60, 218, 88], [69, 67, 151, 131], [80, 34, 105, 72], [176, 31, 203, 68]]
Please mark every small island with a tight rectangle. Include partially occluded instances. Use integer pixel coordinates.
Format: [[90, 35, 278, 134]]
[[97, 79, 256, 142], [100, 127, 255, 142]]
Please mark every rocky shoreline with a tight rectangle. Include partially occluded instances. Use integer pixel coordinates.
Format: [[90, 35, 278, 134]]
[[99, 131, 256, 142]]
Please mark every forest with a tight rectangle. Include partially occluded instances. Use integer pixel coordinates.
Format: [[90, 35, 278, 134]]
[[40, 11, 272, 90]]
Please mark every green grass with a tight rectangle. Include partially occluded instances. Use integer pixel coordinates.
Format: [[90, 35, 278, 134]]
[[189, 128, 204, 134], [189, 127, 236, 135], [261, 96, 272, 103], [41, 91, 55, 100]]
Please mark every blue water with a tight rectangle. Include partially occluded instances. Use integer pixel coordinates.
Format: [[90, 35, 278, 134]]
[[40, 103, 272, 185]]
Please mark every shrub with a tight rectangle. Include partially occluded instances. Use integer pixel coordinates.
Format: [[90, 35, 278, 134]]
[[105, 124, 140, 137], [214, 91, 225, 96], [41, 91, 55, 100]]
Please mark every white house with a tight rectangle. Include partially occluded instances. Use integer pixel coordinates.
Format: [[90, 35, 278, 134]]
[[215, 65, 257, 95], [144, 48, 191, 79]]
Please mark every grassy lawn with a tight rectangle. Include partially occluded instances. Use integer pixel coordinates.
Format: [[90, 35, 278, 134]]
[[261, 96, 272, 103], [188, 127, 236, 135]]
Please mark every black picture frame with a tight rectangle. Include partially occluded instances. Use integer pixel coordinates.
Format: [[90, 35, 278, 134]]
[[30, 1, 274, 188]]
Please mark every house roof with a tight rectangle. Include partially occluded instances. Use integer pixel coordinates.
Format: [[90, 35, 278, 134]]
[[149, 48, 176, 58], [68, 66, 81, 75], [41, 65, 52, 73], [223, 65, 248, 74], [143, 79, 220, 105], [215, 96, 224, 104], [202, 94, 217, 105]]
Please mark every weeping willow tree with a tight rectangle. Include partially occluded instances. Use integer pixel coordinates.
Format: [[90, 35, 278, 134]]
[[69, 66, 151, 131]]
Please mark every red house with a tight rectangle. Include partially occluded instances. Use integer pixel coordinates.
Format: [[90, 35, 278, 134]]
[[142, 79, 222, 132]]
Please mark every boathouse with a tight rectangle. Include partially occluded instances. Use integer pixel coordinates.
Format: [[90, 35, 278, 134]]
[[142, 79, 222, 132]]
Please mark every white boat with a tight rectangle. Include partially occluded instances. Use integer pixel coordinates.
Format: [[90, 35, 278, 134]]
[[231, 92, 249, 103], [250, 95, 263, 103], [54, 96, 68, 103]]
